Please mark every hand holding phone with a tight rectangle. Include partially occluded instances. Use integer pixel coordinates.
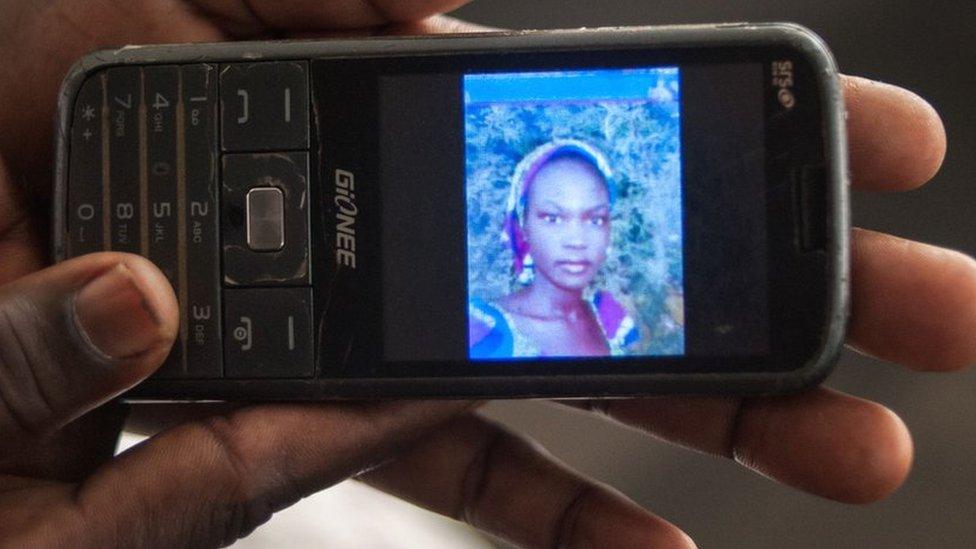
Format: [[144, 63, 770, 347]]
[[0, 1, 964, 545]]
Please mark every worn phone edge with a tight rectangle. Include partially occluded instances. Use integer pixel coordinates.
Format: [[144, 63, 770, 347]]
[[51, 22, 849, 399]]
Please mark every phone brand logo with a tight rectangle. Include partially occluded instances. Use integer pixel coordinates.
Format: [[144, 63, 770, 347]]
[[771, 60, 796, 109], [335, 169, 357, 269]]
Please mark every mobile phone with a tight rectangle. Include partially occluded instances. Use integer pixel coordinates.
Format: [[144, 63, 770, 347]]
[[52, 23, 849, 400]]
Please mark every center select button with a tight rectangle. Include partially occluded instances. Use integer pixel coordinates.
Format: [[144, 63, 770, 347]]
[[246, 187, 285, 252], [222, 152, 310, 287]]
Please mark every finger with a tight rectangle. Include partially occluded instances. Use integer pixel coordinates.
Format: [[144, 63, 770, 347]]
[[192, 0, 473, 34], [287, 14, 496, 39], [124, 402, 244, 437], [0, 252, 177, 451], [0, 155, 43, 285], [361, 415, 695, 549], [0, 403, 125, 482], [568, 388, 912, 504], [0, 219, 42, 287], [384, 14, 496, 34], [849, 228, 976, 371], [843, 75, 946, 191], [28, 400, 473, 547]]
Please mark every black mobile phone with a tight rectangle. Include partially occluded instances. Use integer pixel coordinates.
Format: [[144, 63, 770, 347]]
[[52, 23, 849, 400]]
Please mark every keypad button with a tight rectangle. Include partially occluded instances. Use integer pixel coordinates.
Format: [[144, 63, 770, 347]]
[[224, 288, 314, 378], [67, 73, 105, 257], [182, 64, 222, 378], [144, 65, 183, 378], [222, 152, 310, 286], [106, 66, 141, 253], [219, 61, 309, 152], [144, 66, 180, 287]]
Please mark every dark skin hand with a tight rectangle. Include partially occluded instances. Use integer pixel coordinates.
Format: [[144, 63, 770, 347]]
[[0, 1, 971, 547]]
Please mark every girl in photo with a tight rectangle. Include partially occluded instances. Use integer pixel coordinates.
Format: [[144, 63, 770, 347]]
[[470, 140, 640, 358]]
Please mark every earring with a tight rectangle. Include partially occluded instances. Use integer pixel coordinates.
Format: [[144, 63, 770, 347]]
[[518, 253, 535, 285]]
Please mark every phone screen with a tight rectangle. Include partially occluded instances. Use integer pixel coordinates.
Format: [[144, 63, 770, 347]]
[[461, 67, 686, 361], [312, 47, 823, 376]]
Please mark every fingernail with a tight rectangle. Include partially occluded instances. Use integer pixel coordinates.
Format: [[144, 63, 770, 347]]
[[73, 262, 164, 359]]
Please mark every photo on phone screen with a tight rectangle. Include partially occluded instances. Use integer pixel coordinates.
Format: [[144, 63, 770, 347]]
[[464, 67, 685, 360]]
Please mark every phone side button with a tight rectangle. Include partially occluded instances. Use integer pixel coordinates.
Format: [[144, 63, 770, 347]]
[[795, 165, 827, 253]]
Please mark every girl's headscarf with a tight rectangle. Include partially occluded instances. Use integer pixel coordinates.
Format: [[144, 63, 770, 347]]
[[502, 139, 614, 279]]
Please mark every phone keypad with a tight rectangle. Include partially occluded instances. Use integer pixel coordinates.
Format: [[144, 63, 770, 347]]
[[66, 61, 313, 380]]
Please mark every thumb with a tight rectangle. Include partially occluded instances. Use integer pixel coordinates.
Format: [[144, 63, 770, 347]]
[[0, 252, 177, 450]]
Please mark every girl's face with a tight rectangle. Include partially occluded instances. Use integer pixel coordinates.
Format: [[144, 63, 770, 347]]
[[523, 156, 611, 292]]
